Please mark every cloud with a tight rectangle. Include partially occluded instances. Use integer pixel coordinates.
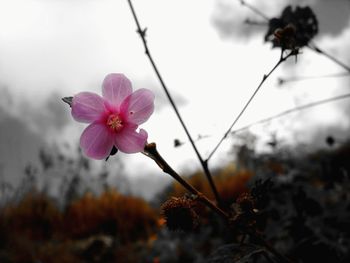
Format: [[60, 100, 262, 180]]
[[0, 107, 45, 186], [312, 0, 350, 36], [17, 92, 71, 136], [211, 0, 266, 41], [132, 77, 188, 111]]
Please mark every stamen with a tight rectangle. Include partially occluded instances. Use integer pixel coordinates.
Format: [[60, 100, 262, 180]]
[[107, 114, 123, 131]]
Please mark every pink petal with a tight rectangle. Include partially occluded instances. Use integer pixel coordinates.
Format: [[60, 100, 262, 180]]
[[102, 73, 132, 108], [72, 92, 106, 123], [115, 128, 148, 153], [120, 89, 155, 125], [80, 122, 114, 160]]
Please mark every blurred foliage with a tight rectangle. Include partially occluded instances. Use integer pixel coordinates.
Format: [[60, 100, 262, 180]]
[[0, 189, 158, 263], [169, 166, 253, 207], [0, 137, 350, 262], [1, 191, 62, 241], [151, 138, 350, 263], [64, 190, 158, 242]]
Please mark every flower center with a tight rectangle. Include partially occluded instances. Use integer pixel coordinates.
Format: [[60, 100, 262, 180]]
[[107, 114, 123, 132]]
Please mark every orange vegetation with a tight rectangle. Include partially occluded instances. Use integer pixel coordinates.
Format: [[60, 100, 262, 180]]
[[171, 165, 254, 206], [63, 190, 158, 242]]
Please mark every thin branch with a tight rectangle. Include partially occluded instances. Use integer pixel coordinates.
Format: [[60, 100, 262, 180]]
[[244, 18, 269, 26], [278, 72, 350, 85], [239, 0, 270, 21], [229, 92, 350, 136], [175, 92, 350, 147], [206, 50, 294, 162], [308, 43, 350, 73], [126, 0, 222, 205], [142, 143, 228, 220]]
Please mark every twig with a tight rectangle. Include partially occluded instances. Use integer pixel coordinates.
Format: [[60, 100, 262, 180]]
[[143, 143, 290, 263], [230, 92, 350, 136], [239, 0, 270, 21], [142, 143, 228, 219], [126, 0, 222, 205], [175, 92, 350, 147], [278, 72, 350, 85], [143, 143, 295, 262], [308, 43, 350, 73], [244, 18, 269, 26], [206, 50, 294, 162]]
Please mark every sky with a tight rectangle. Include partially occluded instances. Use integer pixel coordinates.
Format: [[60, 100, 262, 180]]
[[0, 0, 350, 199]]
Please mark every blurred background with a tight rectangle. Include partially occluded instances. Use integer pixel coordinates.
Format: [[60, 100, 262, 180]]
[[0, 0, 350, 262]]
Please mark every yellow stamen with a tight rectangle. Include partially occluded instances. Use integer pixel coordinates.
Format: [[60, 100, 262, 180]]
[[107, 114, 123, 131]]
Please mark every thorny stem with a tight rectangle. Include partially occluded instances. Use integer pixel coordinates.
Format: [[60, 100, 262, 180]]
[[143, 142, 294, 263], [126, 0, 222, 205], [308, 43, 350, 73], [142, 143, 228, 220], [206, 50, 294, 162]]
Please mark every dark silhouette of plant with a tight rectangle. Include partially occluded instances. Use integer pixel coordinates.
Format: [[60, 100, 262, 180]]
[[265, 6, 318, 49]]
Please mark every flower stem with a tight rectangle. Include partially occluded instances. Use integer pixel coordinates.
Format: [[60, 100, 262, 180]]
[[206, 50, 294, 162], [142, 143, 228, 220], [126, 0, 222, 205]]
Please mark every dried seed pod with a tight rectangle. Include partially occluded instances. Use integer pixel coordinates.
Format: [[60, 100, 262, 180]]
[[265, 5, 318, 49], [161, 197, 199, 232], [236, 192, 255, 213]]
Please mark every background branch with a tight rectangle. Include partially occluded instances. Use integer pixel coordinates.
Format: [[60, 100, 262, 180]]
[[308, 43, 350, 73], [126, 0, 222, 205], [278, 72, 350, 85], [206, 50, 294, 162]]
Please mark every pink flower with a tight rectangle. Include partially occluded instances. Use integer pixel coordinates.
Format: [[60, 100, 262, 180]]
[[71, 73, 155, 160]]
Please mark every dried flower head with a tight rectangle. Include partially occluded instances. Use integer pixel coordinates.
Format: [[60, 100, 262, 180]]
[[67, 73, 155, 160], [273, 23, 297, 50], [265, 5, 318, 49], [236, 192, 255, 213], [160, 197, 199, 232]]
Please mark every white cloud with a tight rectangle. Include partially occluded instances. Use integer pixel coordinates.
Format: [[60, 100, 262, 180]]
[[0, 0, 349, 194]]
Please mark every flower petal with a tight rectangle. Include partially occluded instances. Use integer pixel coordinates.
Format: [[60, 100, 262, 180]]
[[72, 92, 106, 123], [102, 73, 132, 107], [121, 89, 155, 125], [115, 128, 148, 153], [80, 122, 114, 160]]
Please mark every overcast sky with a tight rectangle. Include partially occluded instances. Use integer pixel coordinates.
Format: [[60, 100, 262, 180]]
[[0, 0, 350, 196]]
